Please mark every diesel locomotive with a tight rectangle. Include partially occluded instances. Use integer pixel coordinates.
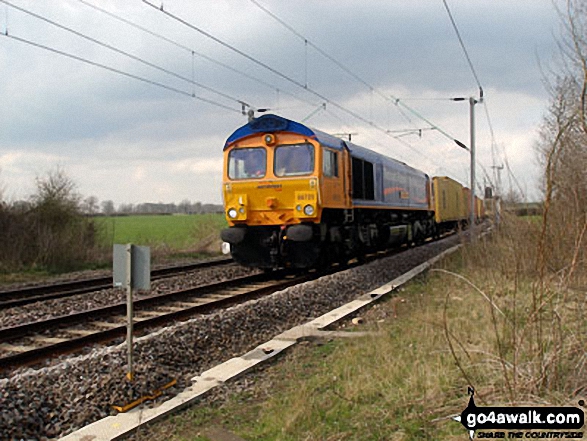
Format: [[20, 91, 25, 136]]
[[220, 114, 479, 269]]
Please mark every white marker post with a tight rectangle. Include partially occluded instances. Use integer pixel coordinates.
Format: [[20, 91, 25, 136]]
[[113, 244, 150, 382], [125, 243, 134, 380]]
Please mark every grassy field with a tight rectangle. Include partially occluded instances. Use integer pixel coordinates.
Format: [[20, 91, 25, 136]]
[[96, 214, 227, 255], [0, 213, 227, 284], [131, 217, 586, 440]]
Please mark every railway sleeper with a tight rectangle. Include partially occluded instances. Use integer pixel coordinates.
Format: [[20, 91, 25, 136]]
[[66, 329, 97, 336], [93, 321, 122, 329], [0, 343, 31, 353], [30, 336, 69, 344]]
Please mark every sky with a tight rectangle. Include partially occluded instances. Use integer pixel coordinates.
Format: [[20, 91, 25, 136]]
[[0, 0, 561, 207]]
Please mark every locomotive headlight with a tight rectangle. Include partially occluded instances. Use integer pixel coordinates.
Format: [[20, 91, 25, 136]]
[[228, 208, 238, 219], [303, 204, 315, 216]]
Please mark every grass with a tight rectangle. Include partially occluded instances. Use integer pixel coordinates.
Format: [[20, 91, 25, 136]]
[[96, 213, 227, 258], [0, 268, 56, 285], [132, 275, 470, 441], [0, 214, 227, 284], [129, 217, 586, 440]]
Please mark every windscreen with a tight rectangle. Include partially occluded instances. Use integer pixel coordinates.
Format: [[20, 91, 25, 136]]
[[228, 147, 266, 179], [274, 143, 314, 177]]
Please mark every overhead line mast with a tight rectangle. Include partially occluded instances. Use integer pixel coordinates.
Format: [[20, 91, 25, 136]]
[[247, 0, 465, 147]]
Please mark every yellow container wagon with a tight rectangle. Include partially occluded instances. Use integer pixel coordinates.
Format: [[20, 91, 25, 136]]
[[433, 176, 466, 225], [475, 196, 485, 222]]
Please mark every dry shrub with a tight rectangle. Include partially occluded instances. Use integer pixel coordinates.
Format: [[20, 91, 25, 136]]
[[0, 202, 33, 272], [0, 169, 105, 273], [440, 0, 587, 397], [189, 215, 225, 254], [439, 217, 587, 405], [536, 0, 587, 286]]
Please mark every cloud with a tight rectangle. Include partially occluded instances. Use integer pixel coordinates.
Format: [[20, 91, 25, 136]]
[[0, 0, 560, 205], [172, 158, 223, 174]]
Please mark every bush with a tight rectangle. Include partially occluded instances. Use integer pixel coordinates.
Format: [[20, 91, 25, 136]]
[[0, 170, 104, 273], [536, 0, 587, 286]]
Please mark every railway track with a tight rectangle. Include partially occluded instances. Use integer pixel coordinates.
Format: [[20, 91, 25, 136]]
[[0, 230, 465, 375], [0, 231, 472, 440], [0, 257, 233, 309], [0, 268, 327, 375]]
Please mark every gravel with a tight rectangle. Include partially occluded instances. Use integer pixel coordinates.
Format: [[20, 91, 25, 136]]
[[0, 263, 259, 329], [0, 257, 230, 293], [0, 235, 462, 440]]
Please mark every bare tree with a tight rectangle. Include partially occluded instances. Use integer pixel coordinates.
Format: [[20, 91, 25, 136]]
[[82, 195, 100, 215], [101, 200, 115, 215], [32, 168, 80, 211], [537, 0, 587, 283], [118, 203, 135, 214], [178, 199, 191, 214]]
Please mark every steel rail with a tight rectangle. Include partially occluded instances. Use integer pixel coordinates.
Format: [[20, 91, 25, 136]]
[[0, 270, 316, 373], [0, 257, 233, 309], [0, 228, 468, 374]]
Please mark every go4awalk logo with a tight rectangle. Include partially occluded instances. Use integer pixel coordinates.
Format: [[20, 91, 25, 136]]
[[453, 388, 585, 439]]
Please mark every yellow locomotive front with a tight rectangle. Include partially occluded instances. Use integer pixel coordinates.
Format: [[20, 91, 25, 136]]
[[221, 116, 327, 269], [223, 132, 321, 226]]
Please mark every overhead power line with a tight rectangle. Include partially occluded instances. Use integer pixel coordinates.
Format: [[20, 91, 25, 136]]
[[442, 0, 511, 191], [319, 106, 463, 179], [75, 0, 320, 110], [441, 0, 483, 98], [0, 0, 252, 109], [142, 0, 467, 171], [504, 154, 526, 200], [0, 32, 241, 114], [481, 99, 498, 185], [142, 0, 312, 99], [248, 0, 373, 92], [247, 0, 465, 147]]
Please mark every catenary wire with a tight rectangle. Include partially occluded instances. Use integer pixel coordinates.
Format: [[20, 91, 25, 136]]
[[75, 0, 320, 109], [504, 154, 526, 199], [441, 0, 510, 192], [247, 0, 465, 146], [0, 0, 253, 109], [441, 0, 483, 97], [142, 0, 468, 172], [0, 32, 241, 114], [321, 107, 464, 179]]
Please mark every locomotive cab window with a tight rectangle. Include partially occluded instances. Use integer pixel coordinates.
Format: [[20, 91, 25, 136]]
[[274, 143, 314, 177], [323, 149, 339, 177], [228, 147, 266, 179]]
